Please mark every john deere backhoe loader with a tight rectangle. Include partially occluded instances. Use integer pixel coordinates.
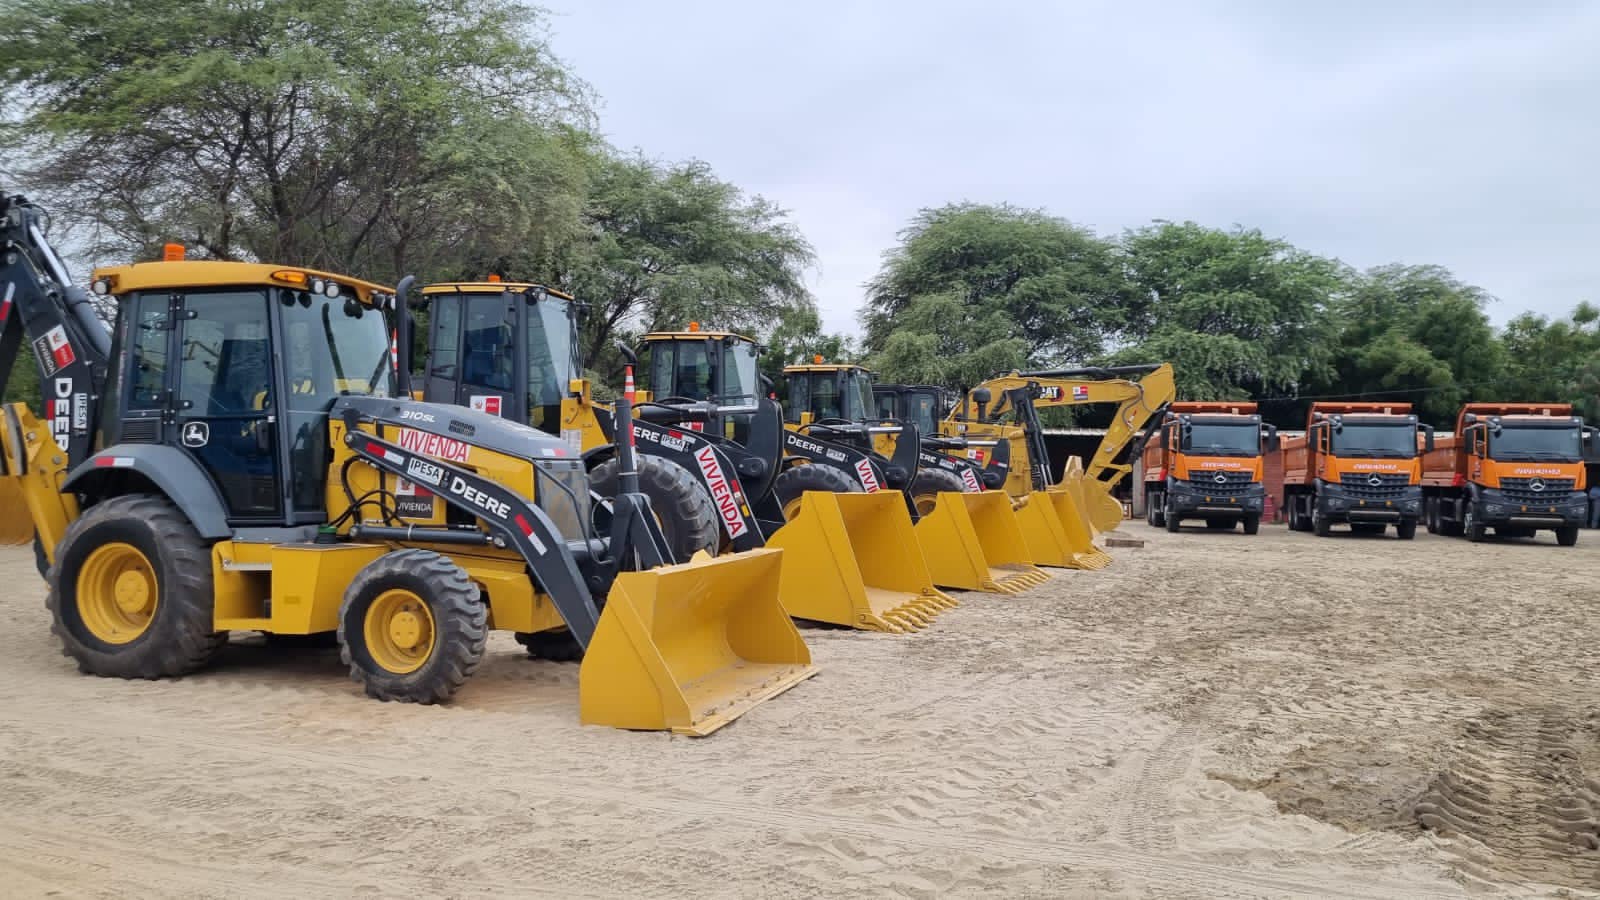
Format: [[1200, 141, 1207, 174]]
[[406, 286, 957, 633], [946, 364, 1176, 568], [0, 195, 813, 735]]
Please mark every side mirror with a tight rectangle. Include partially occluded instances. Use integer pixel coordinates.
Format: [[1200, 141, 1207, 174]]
[[1422, 424, 1435, 453], [1264, 424, 1280, 453]]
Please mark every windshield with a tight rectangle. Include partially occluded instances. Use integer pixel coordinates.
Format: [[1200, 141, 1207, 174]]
[[904, 390, 940, 434], [841, 370, 874, 422], [282, 293, 394, 400], [1331, 422, 1416, 458], [1183, 421, 1259, 456], [1490, 425, 1582, 461], [720, 340, 760, 404], [528, 297, 576, 407]]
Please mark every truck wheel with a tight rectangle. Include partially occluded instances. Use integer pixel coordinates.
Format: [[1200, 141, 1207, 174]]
[[1242, 514, 1260, 535], [514, 629, 584, 662], [1424, 499, 1438, 534], [47, 494, 227, 679], [909, 468, 966, 518], [590, 456, 719, 562], [1148, 492, 1166, 527], [1396, 519, 1417, 541], [1164, 502, 1181, 532], [772, 463, 859, 522], [339, 549, 486, 704], [1312, 506, 1332, 537], [1464, 509, 1486, 543], [1555, 526, 1579, 547]]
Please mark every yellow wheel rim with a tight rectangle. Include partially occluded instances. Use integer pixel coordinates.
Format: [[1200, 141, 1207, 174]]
[[783, 495, 805, 521], [76, 542, 158, 644], [914, 493, 939, 517], [363, 589, 436, 674]]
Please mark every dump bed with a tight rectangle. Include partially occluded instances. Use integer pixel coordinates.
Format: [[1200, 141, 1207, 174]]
[[1420, 434, 1464, 487]]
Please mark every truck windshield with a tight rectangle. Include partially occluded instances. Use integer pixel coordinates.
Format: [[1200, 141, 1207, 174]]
[[1490, 425, 1582, 461], [1332, 423, 1416, 458], [1183, 422, 1258, 456]]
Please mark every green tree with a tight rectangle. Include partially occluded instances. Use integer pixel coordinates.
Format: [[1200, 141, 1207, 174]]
[[1499, 302, 1600, 422], [1111, 221, 1343, 401], [552, 153, 814, 371], [0, 0, 592, 281], [861, 203, 1126, 388], [1326, 265, 1505, 423]]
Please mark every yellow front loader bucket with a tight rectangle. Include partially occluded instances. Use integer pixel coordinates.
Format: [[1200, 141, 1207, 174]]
[[0, 478, 35, 545], [579, 547, 817, 736], [767, 491, 957, 633], [915, 491, 1049, 594], [1011, 490, 1077, 568], [1046, 468, 1112, 570]]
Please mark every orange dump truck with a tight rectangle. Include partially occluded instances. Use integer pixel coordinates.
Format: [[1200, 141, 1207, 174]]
[[1422, 403, 1594, 546], [1281, 402, 1432, 539], [1142, 402, 1277, 534]]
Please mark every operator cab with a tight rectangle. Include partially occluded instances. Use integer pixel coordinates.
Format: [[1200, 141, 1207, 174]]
[[414, 281, 579, 432], [784, 362, 875, 425], [89, 259, 395, 524], [872, 384, 952, 436]]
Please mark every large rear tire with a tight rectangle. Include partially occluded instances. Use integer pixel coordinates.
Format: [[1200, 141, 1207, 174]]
[[772, 463, 859, 521], [47, 494, 226, 679], [909, 468, 966, 518], [590, 455, 719, 563], [339, 549, 486, 704]]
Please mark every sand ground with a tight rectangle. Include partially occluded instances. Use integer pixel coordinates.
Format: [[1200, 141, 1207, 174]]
[[0, 521, 1596, 898]]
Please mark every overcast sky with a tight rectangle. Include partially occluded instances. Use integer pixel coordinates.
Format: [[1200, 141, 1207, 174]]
[[545, 1, 1599, 334]]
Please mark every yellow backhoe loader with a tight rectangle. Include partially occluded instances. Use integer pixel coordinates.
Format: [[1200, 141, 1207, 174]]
[[0, 195, 813, 735]]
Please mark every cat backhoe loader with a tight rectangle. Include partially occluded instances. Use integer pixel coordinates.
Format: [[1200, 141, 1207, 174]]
[[405, 287, 954, 633], [948, 364, 1176, 568], [0, 195, 813, 735]]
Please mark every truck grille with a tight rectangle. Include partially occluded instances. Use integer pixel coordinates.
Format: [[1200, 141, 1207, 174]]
[[1339, 472, 1411, 499], [1183, 470, 1255, 495], [536, 460, 591, 540], [1499, 477, 1576, 504]]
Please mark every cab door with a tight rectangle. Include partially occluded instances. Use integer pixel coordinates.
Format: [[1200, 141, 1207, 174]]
[[169, 290, 282, 521]]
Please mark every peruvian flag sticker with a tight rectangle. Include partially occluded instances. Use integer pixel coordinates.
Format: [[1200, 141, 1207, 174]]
[[470, 395, 503, 416], [46, 326, 75, 370]]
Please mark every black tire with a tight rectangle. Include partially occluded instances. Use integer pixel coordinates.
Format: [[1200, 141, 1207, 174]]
[[1424, 498, 1438, 534], [1396, 518, 1417, 541], [1464, 508, 1486, 543], [1312, 505, 1332, 537], [772, 463, 860, 521], [1164, 502, 1181, 532], [514, 629, 585, 662], [590, 455, 719, 563], [338, 549, 486, 704], [909, 467, 966, 518], [1242, 514, 1260, 535], [1556, 526, 1579, 547], [1149, 492, 1166, 527], [46, 494, 226, 679]]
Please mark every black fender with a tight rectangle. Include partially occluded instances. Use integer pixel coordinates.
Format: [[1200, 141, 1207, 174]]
[[62, 445, 232, 539]]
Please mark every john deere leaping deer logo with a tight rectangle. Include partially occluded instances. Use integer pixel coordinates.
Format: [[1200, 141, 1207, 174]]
[[181, 421, 209, 448]]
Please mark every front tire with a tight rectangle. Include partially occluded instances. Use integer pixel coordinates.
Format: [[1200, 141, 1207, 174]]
[[772, 463, 860, 521], [1464, 508, 1486, 543], [908, 468, 966, 518], [1312, 505, 1332, 537], [1148, 492, 1166, 527], [1395, 519, 1417, 541], [1556, 526, 1579, 547], [1164, 502, 1181, 532], [590, 455, 719, 563], [339, 549, 486, 704], [47, 494, 226, 679], [1242, 514, 1260, 535]]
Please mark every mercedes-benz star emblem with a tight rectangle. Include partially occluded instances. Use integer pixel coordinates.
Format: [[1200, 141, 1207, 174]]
[[1213, 473, 1228, 484], [1367, 474, 1384, 487], [1529, 478, 1546, 493]]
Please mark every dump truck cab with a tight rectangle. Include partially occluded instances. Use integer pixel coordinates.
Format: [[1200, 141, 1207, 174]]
[[1143, 402, 1277, 534], [1282, 402, 1432, 539], [1422, 403, 1593, 545]]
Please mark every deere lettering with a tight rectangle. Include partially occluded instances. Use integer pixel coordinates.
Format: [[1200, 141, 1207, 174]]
[[448, 475, 511, 519], [788, 435, 828, 456], [694, 445, 748, 539], [398, 428, 471, 463], [49, 377, 72, 451]]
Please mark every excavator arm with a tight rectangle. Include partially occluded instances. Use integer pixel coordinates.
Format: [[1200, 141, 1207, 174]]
[[952, 363, 1176, 529]]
